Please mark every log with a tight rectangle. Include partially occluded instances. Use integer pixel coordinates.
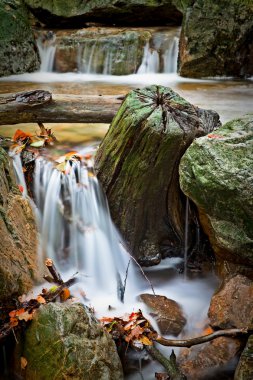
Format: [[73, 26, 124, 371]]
[[95, 85, 221, 265], [0, 90, 123, 125]]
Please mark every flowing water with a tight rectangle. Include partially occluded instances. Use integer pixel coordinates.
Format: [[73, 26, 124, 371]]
[[1, 25, 253, 378]]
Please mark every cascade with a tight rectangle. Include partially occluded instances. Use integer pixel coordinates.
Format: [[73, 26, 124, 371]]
[[37, 31, 56, 73], [184, 197, 189, 278]]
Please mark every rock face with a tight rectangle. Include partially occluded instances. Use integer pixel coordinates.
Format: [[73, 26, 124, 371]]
[[95, 85, 220, 265], [208, 274, 253, 330], [25, 0, 182, 27], [178, 0, 253, 78], [0, 0, 40, 77], [235, 335, 253, 380], [179, 115, 253, 266], [179, 336, 242, 380], [0, 148, 38, 301], [140, 294, 186, 335], [17, 302, 123, 380]]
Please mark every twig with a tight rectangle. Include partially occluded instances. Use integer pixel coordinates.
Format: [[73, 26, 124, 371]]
[[44, 258, 64, 285], [146, 345, 186, 380], [155, 328, 249, 348]]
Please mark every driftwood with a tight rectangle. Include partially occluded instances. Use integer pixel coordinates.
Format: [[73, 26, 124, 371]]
[[0, 90, 123, 125]]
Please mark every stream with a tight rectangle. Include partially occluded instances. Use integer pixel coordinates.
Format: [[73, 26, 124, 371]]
[[0, 26, 252, 379]]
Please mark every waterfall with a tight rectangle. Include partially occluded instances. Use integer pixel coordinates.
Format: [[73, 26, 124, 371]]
[[163, 36, 179, 73], [37, 31, 56, 72], [33, 156, 142, 302], [137, 43, 160, 74], [184, 197, 189, 278]]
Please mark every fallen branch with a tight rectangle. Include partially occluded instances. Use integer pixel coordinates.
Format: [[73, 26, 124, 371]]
[[155, 328, 249, 348], [0, 90, 123, 125]]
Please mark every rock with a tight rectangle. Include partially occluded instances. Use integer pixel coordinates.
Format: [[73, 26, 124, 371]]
[[140, 294, 186, 335], [234, 334, 253, 380], [95, 85, 220, 265], [25, 0, 182, 27], [0, 147, 38, 301], [208, 274, 253, 330], [179, 336, 242, 380], [179, 115, 253, 266], [0, 0, 40, 77], [177, 0, 253, 78], [15, 302, 123, 380]]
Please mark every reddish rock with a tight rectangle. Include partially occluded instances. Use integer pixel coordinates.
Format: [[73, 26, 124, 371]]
[[179, 336, 242, 380], [208, 275, 253, 330], [140, 293, 186, 335]]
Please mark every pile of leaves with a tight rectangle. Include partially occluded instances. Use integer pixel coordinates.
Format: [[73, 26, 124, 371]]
[[100, 310, 157, 350]]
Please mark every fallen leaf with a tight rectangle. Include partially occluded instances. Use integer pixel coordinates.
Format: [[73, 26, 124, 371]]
[[125, 325, 143, 342], [60, 288, 70, 302], [13, 129, 32, 142], [21, 356, 27, 370], [18, 184, 24, 193], [207, 134, 223, 139], [30, 140, 45, 148], [36, 295, 46, 304]]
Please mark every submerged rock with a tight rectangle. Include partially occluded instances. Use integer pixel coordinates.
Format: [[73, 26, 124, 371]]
[[95, 85, 220, 265], [179, 115, 253, 266], [0, 0, 40, 77], [140, 293, 186, 335], [235, 334, 253, 380], [0, 148, 38, 301], [179, 336, 242, 380], [208, 274, 253, 330], [25, 0, 182, 27], [177, 0, 253, 78], [17, 302, 123, 380]]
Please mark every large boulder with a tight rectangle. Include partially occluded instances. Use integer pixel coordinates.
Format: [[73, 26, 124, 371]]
[[179, 115, 253, 266], [177, 0, 253, 78], [235, 335, 253, 380], [15, 302, 123, 380], [208, 274, 253, 330], [0, 147, 38, 301], [95, 85, 220, 265], [0, 0, 40, 77], [25, 0, 182, 27]]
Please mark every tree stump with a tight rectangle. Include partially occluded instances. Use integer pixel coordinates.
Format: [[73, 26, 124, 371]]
[[95, 85, 220, 265]]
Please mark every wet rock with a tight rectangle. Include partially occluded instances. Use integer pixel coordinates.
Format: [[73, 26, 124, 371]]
[[25, 0, 182, 27], [179, 336, 242, 380], [0, 0, 40, 77], [179, 115, 253, 266], [235, 334, 253, 380], [16, 302, 123, 380], [177, 0, 253, 78], [0, 147, 38, 301], [208, 274, 253, 330], [95, 85, 220, 265], [140, 294, 186, 335]]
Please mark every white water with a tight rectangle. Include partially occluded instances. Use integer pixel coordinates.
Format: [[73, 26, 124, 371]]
[[184, 197, 189, 278], [37, 33, 56, 73]]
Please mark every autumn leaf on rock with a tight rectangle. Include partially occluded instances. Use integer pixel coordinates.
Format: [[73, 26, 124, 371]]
[[60, 288, 71, 302], [13, 129, 32, 142], [21, 357, 28, 370]]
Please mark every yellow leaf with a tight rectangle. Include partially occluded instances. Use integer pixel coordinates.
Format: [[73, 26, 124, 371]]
[[139, 335, 153, 346]]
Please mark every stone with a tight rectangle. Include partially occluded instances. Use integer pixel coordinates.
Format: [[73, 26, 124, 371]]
[[0, 147, 38, 301], [95, 85, 220, 265], [208, 274, 253, 330], [25, 0, 182, 27], [140, 293, 186, 335], [179, 115, 253, 266], [177, 0, 253, 78], [179, 336, 242, 380], [0, 0, 40, 77], [234, 335, 253, 380], [15, 302, 123, 380]]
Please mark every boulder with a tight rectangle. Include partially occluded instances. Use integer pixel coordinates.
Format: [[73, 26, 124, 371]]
[[179, 115, 253, 266], [208, 274, 253, 330], [0, 0, 40, 77], [15, 302, 123, 380], [140, 293, 186, 335], [95, 85, 220, 265], [177, 0, 253, 78], [179, 336, 242, 380], [0, 147, 38, 301], [234, 334, 253, 380], [25, 0, 182, 27]]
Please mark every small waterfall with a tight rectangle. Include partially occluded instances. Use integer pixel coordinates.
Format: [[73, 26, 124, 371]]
[[9, 152, 28, 197], [37, 31, 56, 72], [137, 43, 160, 74], [184, 197, 189, 278], [34, 156, 142, 302], [163, 36, 179, 73]]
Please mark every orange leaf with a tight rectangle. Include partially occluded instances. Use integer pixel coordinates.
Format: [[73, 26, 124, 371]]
[[60, 288, 70, 302], [21, 356, 28, 370], [13, 129, 32, 142], [9, 317, 19, 327], [125, 325, 143, 342], [84, 153, 92, 160], [207, 134, 223, 139], [18, 184, 24, 193], [203, 326, 214, 335], [36, 295, 46, 304]]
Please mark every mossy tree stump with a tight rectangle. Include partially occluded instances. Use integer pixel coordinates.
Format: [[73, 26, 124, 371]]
[[95, 85, 220, 265]]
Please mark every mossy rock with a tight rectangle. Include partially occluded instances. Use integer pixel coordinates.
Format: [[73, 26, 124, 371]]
[[18, 303, 123, 380], [95, 85, 220, 265], [179, 115, 253, 265], [0, 0, 40, 77], [235, 335, 253, 380]]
